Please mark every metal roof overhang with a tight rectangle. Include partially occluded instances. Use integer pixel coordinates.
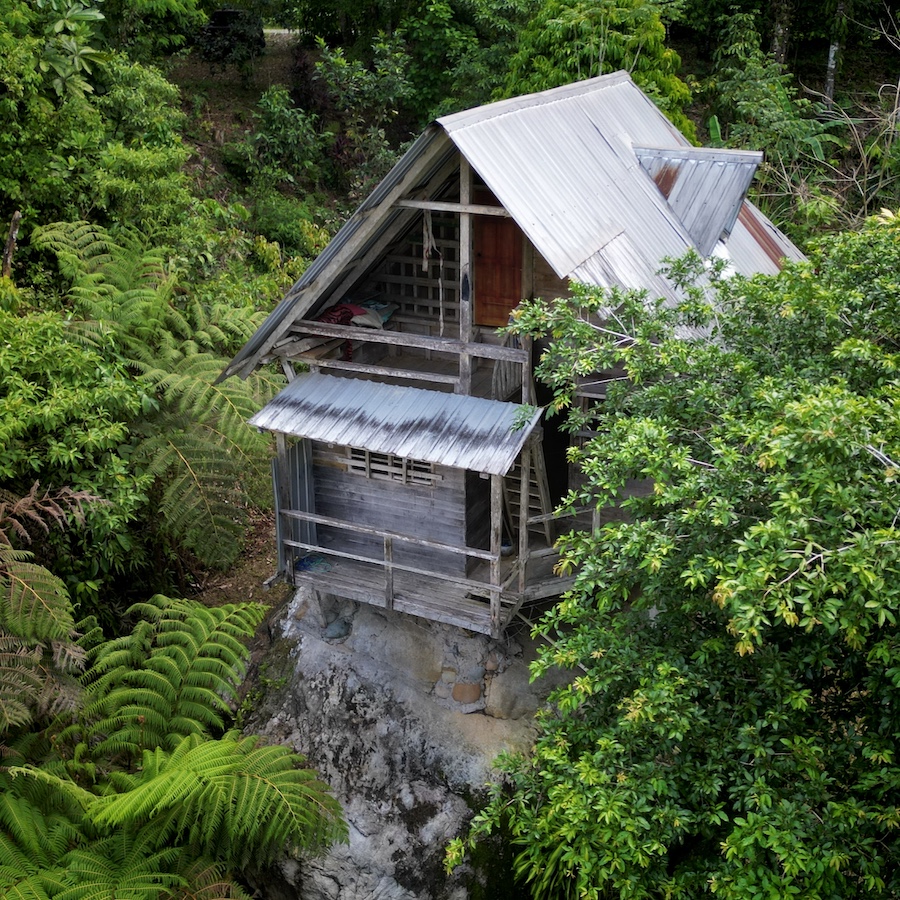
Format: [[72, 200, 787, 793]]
[[250, 373, 543, 476]]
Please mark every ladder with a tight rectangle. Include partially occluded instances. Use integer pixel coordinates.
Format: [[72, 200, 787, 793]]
[[503, 437, 555, 547]]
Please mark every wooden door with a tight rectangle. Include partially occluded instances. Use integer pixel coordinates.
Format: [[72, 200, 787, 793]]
[[474, 215, 523, 327]]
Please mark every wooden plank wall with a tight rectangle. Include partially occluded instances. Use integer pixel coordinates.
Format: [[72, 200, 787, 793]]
[[311, 443, 468, 575], [532, 250, 571, 301], [366, 217, 567, 332]]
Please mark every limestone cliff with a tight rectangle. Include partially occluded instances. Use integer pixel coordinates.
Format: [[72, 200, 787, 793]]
[[241, 587, 569, 899]]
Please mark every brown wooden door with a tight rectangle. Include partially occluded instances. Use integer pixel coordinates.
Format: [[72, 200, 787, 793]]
[[474, 215, 522, 327]]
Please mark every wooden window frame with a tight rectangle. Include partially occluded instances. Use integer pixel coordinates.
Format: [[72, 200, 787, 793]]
[[346, 448, 439, 486]]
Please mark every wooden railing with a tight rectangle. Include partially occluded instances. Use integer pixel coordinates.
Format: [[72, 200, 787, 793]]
[[273, 319, 533, 399], [278, 508, 519, 633]]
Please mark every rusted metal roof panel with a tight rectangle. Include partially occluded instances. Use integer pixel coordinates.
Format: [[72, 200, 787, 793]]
[[635, 147, 762, 256], [250, 372, 542, 475], [728, 202, 806, 275]]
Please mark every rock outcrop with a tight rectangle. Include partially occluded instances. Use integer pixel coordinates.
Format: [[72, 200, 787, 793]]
[[242, 588, 569, 899]]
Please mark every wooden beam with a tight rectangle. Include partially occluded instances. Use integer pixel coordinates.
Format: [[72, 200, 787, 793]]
[[274, 433, 293, 575], [395, 198, 510, 217], [280, 359, 296, 382], [384, 536, 394, 610], [458, 158, 473, 395], [281, 508, 495, 561], [273, 319, 529, 363], [520, 237, 536, 404], [289, 355, 459, 385], [283, 538, 494, 592]]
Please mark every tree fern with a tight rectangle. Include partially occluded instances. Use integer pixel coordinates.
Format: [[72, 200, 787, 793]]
[[88, 733, 347, 866], [0, 547, 83, 734], [0, 485, 102, 548], [55, 831, 184, 900], [71, 596, 266, 758], [169, 859, 252, 900], [31, 221, 279, 571], [0, 570, 345, 899], [0, 778, 77, 900], [0, 547, 76, 645]]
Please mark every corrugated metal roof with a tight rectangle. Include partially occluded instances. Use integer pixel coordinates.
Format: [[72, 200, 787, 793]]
[[221, 71, 804, 381], [634, 147, 762, 256], [250, 372, 542, 475], [439, 73, 696, 291]]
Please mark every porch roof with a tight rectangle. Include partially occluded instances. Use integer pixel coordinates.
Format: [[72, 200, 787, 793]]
[[250, 372, 542, 475]]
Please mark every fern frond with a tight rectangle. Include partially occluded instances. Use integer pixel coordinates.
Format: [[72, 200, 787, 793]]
[[133, 426, 253, 570], [32, 219, 277, 568], [0, 640, 45, 729], [174, 858, 252, 900], [88, 734, 347, 867], [139, 352, 269, 454], [5, 765, 98, 812], [0, 547, 76, 644], [0, 868, 62, 900], [55, 829, 184, 900], [31, 222, 114, 283], [0, 484, 107, 547], [0, 768, 95, 892], [75, 597, 265, 757]]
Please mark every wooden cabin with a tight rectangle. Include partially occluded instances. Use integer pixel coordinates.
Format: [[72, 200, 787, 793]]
[[220, 72, 803, 638]]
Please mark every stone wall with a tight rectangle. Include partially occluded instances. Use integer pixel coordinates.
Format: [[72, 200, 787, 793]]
[[242, 588, 570, 900]]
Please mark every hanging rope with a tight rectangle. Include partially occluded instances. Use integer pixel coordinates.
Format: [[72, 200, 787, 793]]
[[422, 210, 445, 337]]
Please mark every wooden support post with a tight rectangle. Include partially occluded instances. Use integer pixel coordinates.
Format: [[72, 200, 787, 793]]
[[384, 535, 394, 610], [490, 473, 502, 638], [281, 359, 296, 382], [275, 433, 294, 574], [521, 334, 534, 404], [458, 158, 473, 395], [518, 440, 531, 597]]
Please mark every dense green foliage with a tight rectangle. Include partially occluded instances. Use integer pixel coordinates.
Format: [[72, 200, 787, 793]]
[[0, 532, 346, 899], [4, 0, 900, 893], [448, 215, 900, 897], [0, 0, 309, 615], [0, 220, 281, 621], [501, 0, 695, 138]]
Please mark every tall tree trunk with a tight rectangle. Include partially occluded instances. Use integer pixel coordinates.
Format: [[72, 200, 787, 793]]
[[824, 40, 839, 107], [824, 0, 847, 107], [770, 0, 794, 65], [2, 211, 21, 280]]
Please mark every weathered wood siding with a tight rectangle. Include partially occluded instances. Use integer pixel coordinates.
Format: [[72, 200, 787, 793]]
[[532, 249, 571, 301], [311, 443, 468, 575]]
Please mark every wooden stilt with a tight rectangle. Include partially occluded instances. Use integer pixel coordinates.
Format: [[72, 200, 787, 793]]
[[490, 474, 502, 638], [458, 159, 473, 395]]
